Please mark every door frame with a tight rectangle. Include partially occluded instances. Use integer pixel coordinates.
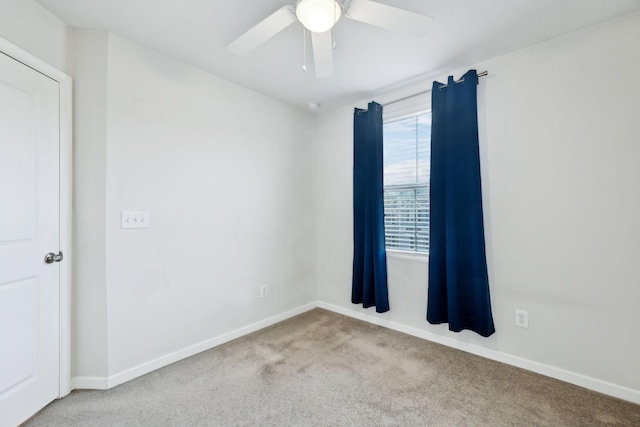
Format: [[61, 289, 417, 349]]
[[0, 36, 73, 398]]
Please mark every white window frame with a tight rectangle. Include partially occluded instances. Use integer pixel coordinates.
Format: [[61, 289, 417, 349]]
[[383, 109, 431, 257]]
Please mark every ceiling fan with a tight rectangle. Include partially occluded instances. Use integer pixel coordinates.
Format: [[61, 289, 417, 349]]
[[227, 0, 433, 78]]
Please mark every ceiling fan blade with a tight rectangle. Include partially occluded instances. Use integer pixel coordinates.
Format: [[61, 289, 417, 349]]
[[345, 0, 433, 37], [311, 30, 334, 78], [228, 5, 297, 55]]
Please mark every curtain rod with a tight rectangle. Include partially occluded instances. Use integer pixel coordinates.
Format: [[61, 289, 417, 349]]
[[383, 71, 488, 108]]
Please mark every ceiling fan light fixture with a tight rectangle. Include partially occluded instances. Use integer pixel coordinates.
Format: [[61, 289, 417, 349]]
[[296, 0, 342, 33]]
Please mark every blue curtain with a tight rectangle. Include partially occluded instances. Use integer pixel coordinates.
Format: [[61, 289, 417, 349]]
[[352, 102, 389, 313], [427, 70, 495, 337]]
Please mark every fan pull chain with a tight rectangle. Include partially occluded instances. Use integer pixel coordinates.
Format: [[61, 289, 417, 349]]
[[302, 27, 307, 72], [333, 27, 337, 49], [333, 1, 337, 49]]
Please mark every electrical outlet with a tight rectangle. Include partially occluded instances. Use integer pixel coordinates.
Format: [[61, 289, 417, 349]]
[[260, 284, 268, 299], [515, 309, 529, 328]]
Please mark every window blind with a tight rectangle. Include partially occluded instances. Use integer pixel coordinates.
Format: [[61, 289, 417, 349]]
[[382, 112, 431, 253]]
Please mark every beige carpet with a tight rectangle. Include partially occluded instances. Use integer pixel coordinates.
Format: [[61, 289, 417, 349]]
[[24, 308, 640, 426]]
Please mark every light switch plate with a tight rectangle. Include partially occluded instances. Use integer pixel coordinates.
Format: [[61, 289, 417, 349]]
[[121, 211, 150, 229]]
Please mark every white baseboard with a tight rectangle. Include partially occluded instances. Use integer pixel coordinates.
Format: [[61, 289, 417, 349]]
[[72, 300, 640, 405], [103, 302, 318, 389], [317, 301, 640, 405], [71, 376, 109, 390]]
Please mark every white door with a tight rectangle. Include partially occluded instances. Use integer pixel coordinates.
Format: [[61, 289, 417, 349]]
[[0, 50, 61, 427]]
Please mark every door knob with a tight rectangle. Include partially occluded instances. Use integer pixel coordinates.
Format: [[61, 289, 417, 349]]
[[44, 251, 63, 264]]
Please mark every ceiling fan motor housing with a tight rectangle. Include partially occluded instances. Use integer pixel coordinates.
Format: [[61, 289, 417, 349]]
[[296, 0, 342, 33]]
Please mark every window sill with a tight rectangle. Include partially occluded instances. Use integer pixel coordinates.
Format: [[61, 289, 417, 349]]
[[386, 249, 428, 263]]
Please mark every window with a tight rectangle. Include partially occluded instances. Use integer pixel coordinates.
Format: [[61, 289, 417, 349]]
[[383, 112, 430, 254]]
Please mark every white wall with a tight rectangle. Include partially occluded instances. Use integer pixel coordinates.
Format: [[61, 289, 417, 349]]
[[71, 31, 109, 380], [314, 11, 640, 401], [102, 34, 317, 377], [0, 0, 70, 73]]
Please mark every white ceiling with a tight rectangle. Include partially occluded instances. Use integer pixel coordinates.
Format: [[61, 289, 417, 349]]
[[36, 0, 640, 112]]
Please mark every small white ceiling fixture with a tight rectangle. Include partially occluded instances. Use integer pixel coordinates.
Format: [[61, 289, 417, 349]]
[[227, 0, 433, 78]]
